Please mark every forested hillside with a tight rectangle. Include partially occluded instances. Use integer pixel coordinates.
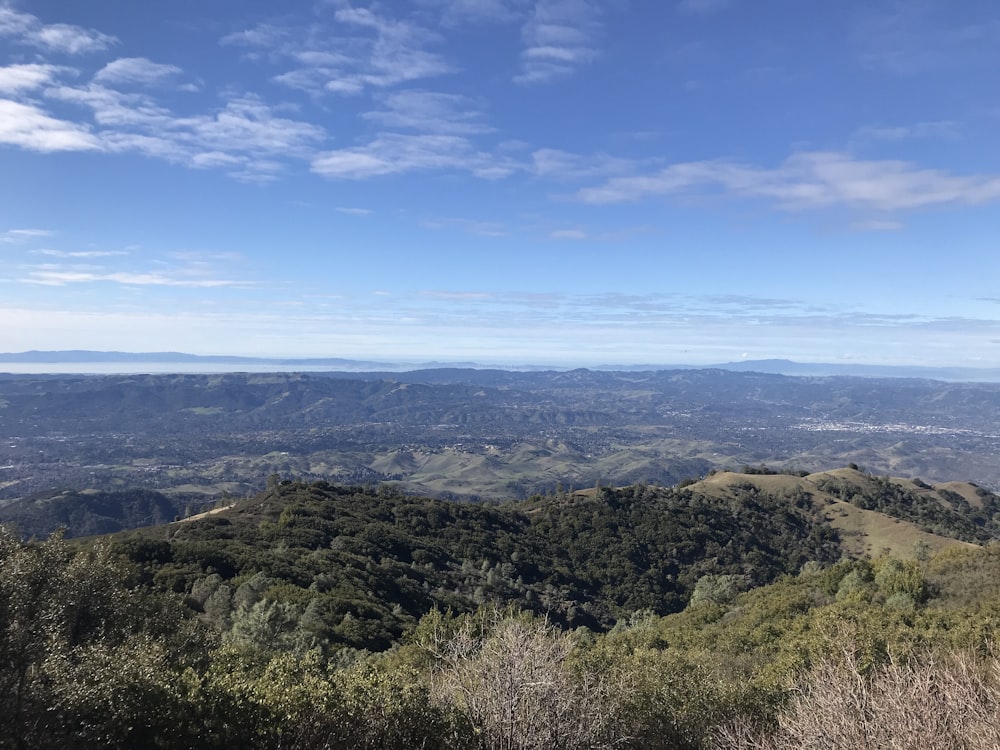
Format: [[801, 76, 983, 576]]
[[3, 470, 1000, 748], [115, 478, 841, 648]]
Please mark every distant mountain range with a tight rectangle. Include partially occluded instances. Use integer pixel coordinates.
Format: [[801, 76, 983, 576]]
[[0, 350, 394, 368], [3, 350, 1000, 382]]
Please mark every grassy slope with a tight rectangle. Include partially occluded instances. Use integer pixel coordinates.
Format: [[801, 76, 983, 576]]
[[687, 468, 980, 558]]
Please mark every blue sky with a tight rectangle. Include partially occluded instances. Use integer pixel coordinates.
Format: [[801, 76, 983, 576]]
[[2, 0, 1000, 367]]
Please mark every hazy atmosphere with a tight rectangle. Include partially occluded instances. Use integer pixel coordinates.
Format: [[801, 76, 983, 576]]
[[3, 0, 999, 366]]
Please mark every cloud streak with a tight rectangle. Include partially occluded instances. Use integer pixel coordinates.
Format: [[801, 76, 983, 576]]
[[25, 269, 245, 287], [0, 6, 116, 54], [312, 132, 513, 179], [224, 6, 455, 97], [45, 84, 327, 181], [363, 90, 494, 135], [516, 0, 602, 83], [575, 151, 1000, 214], [0, 99, 101, 152], [0, 63, 66, 93], [94, 57, 185, 87], [1, 228, 54, 243]]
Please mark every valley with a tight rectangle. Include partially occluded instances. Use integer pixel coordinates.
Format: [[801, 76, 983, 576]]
[[2, 368, 1000, 513], [4, 368, 1000, 748]]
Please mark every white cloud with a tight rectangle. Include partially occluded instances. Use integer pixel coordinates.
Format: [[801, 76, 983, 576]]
[[335, 206, 374, 215], [0, 63, 66, 93], [32, 23, 117, 54], [45, 85, 327, 180], [1, 228, 54, 243], [188, 96, 325, 157], [35, 249, 127, 258], [363, 90, 493, 134], [336, 7, 455, 88], [312, 133, 512, 179], [575, 151, 1000, 214], [515, 0, 602, 84], [0, 7, 116, 54], [0, 6, 31, 36], [26, 270, 243, 287], [227, 8, 454, 97], [94, 57, 184, 86], [0, 99, 102, 152], [219, 23, 290, 50], [21, 250, 251, 287]]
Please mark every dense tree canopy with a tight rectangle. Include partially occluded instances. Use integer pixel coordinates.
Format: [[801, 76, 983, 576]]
[[2, 475, 1000, 748]]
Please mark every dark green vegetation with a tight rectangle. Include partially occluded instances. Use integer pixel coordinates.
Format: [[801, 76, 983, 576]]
[[0, 488, 184, 539], [3, 469, 1000, 748], [3, 369, 1000, 514], [118, 479, 841, 648]]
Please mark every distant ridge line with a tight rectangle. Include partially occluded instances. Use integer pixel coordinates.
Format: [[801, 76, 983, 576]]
[[2, 351, 1000, 382]]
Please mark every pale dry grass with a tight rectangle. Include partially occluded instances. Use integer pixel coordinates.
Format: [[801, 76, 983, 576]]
[[715, 648, 1000, 750], [426, 608, 625, 750]]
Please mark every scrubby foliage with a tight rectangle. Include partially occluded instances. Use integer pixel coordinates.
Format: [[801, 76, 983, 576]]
[[4, 478, 1000, 748], [716, 648, 1000, 749], [112, 480, 840, 651]]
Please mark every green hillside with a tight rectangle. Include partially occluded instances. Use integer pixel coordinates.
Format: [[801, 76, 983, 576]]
[[114, 477, 841, 649], [3, 469, 1000, 749]]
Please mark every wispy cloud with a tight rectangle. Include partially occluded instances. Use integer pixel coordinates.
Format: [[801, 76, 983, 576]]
[[1, 228, 54, 243], [6, 288, 999, 366], [45, 85, 327, 181], [312, 133, 513, 179], [363, 90, 494, 135], [575, 151, 1000, 215], [335, 206, 374, 216], [0, 5, 329, 182], [531, 147, 634, 181], [515, 0, 602, 84], [0, 63, 67, 93], [21, 246, 252, 288], [94, 57, 184, 87], [34, 249, 128, 258], [224, 7, 454, 97], [546, 224, 654, 242], [0, 99, 101, 152], [0, 6, 116, 54], [25, 269, 246, 287]]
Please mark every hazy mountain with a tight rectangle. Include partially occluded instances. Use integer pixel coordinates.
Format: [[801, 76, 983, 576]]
[[4, 351, 1000, 381]]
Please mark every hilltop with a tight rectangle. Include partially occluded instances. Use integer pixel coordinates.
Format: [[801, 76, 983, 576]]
[[687, 467, 992, 557], [94, 467, 994, 653]]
